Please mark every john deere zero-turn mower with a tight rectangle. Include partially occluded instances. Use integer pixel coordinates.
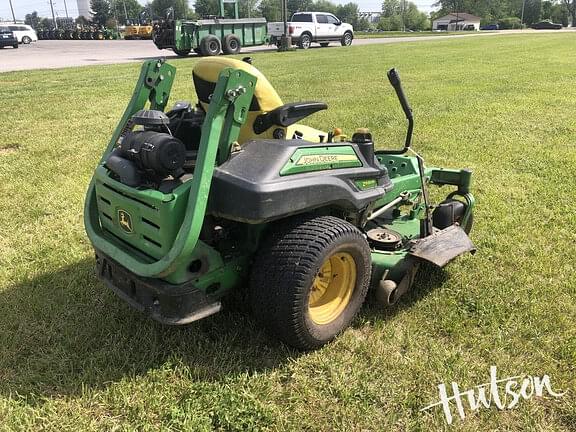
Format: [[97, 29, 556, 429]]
[[84, 58, 475, 350]]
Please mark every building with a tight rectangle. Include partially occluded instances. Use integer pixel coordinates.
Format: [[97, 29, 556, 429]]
[[76, 0, 92, 19], [432, 13, 481, 31], [358, 12, 381, 24]]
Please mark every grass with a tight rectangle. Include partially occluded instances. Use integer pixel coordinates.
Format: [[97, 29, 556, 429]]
[[355, 31, 465, 38], [0, 34, 575, 430]]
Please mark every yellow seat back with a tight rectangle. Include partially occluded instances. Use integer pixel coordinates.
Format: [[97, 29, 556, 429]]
[[192, 58, 325, 144]]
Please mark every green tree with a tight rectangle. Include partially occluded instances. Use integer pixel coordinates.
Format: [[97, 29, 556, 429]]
[[25, 11, 40, 29], [550, 2, 569, 25], [313, 0, 338, 14], [111, 0, 143, 23], [287, 0, 313, 16], [39, 17, 53, 29], [523, 0, 542, 24], [562, 0, 575, 25], [380, 0, 429, 30], [355, 16, 371, 30], [258, 0, 282, 21], [378, 14, 403, 29], [194, 0, 219, 16], [76, 15, 91, 25], [336, 2, 360, 26], [91, 0, 112, 26], [542, 0, 553, 17], [150, 0, 190, 19], [382, 0, 401, 17]]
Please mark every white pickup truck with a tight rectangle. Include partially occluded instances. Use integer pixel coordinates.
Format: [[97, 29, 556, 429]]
[[267, 12, 354, 49]]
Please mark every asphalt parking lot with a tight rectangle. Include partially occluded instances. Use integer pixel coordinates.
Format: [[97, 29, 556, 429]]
[[0, 29, 572, 73]]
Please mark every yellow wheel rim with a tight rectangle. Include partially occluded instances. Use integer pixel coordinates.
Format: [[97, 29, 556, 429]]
[[308, 252, 356, 325]]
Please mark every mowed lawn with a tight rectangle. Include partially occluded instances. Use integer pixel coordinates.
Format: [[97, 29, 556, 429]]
[[0, 34, 575, 430]]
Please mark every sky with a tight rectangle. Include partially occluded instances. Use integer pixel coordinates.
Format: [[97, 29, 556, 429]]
[[0, 0, 437, 22]]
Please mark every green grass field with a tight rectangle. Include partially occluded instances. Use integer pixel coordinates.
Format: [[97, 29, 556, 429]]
[[355, 31, 464, 38], [0, 34, 575, 430]]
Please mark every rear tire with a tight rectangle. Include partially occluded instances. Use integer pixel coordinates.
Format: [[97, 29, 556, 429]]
[[199, 35, 221, 56], [22, 36, 32, 44], [13, 44, 18, 49], [222, 34, 241, 54], [298, 32, 312, 49], [341, 31, 353, 46], [250, 215, 371, 350]]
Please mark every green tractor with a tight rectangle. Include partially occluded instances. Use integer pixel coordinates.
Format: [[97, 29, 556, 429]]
[[84, 58, 475, 350]]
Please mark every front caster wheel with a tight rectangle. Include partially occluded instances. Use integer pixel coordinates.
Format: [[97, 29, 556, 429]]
[[250, 215, 371, 350]]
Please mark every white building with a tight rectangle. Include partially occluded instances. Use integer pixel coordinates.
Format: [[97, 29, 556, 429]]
[[432, 13, 481, 31], [76, 0, 92, 19], [358, 12, 381, 24]]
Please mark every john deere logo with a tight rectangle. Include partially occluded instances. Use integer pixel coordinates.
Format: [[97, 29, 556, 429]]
[[118, 210, 133, 233]]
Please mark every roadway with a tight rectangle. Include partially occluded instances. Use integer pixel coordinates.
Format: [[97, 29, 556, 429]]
[[0, 29, 572, 73]]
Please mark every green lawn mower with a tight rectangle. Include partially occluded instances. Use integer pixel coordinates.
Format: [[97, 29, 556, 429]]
[[84, 57, 475, 350]]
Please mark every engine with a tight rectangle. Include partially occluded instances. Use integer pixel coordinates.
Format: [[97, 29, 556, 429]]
[[105, 104, 204, 192]]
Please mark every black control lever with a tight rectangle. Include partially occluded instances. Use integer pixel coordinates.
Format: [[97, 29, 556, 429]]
[[386, 68, 413, 151]]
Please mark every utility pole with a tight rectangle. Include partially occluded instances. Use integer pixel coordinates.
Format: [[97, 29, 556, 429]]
[[520, 0, 526, 28], [63, 0, 69, 19], [49, 0, 58, 29], [402, 0, 406, 32], [455, 0, 459, 31], [8, 0, 16, 23], [123, 1, 129, 22]]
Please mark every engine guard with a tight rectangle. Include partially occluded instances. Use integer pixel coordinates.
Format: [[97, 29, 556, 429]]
[[408, 224, 476, 267]]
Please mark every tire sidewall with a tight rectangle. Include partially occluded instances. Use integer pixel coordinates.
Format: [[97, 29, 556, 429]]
[[22, 36, 31, 44], [342, 31, 353, 46], [223, 35, 241, 54], [173, 48, 191, 57], [208, 40, 219, 54], [200, 35, 221, 56], [300, 33, 311, 49], [298, 236, 371, 346]]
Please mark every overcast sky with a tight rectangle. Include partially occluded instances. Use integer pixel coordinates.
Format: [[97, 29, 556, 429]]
[[1, 0, 438, 22]]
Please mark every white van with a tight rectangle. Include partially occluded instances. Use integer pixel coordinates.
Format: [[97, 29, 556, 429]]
[[0, 24, 38, 44]]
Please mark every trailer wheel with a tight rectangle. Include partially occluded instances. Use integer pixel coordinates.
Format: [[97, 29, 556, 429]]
[[200, 35, 221, 56], [173, 48, 191, 57], [222, 34, 241, 54], [249, 215, 371, 350]]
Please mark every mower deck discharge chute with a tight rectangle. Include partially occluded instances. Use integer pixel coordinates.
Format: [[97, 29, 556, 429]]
[[84, 58, 476, 350]]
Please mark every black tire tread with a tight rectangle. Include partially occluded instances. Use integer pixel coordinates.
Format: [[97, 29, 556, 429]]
[[298, 32, 312, 49], [199, 35, 221, 56], [341, 31, 353, 46], [250, 215, 371, 350], [222, 34, 241, 54]]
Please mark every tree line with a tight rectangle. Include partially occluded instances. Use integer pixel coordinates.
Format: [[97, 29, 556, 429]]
[[433, 0, 574, 27], [24, 0, 574, 31]]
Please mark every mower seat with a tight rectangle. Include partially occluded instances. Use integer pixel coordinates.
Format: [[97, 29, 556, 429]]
[[192, 58, 327, 144]]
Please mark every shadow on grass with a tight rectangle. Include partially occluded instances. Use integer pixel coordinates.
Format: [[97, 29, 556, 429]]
[[360, 262, 449, 322], [0, 259, 295, 400], [0, 259, 447, 400], [130, 44, 333, 62]]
